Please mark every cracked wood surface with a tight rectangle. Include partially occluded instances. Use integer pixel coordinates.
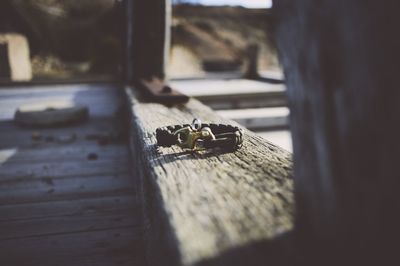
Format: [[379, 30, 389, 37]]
[[125, 87, 294, 266]]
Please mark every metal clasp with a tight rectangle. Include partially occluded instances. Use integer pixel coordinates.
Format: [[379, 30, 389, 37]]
[[173, 125, 215, 150]]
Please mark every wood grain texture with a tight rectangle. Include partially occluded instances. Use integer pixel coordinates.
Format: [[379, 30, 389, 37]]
[[0, 174, 134, 205], [0, 207, 139, 240], [0, 158, 129, 180], [0, 84, 144, 266], [0, 119, 124, 149], [0, 195, 136, 221], [275, 1, 400, 265], [125, 87, 294, 266], [0, 83, 124, 120], [0, 144, 128, 163], [0, 227, 144, 266]]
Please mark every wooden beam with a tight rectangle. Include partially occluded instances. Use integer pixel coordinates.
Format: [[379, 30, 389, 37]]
[[216, 107, 289, 130], [130, 0, 171, 80], [125, 86, 294, 265], [243, 44, 260, 80], [124, 0, 134, 83], [0, 43, 11, 79], [171, 79, 287, 110], [0, 34, 32, 81], [0, 227, 143, 266], [275, 0, 400, 265]]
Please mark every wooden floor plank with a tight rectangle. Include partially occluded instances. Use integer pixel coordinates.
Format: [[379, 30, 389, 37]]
[[0, 157, 130, 181], [217, 107, 290, 130], [0, 84, 144, 266], [0, 227, 145, 266], [172, 79, 287, 110], [0, 119, 124, 149], [0, 195, 137, 221], [0, 174, 135, 205], [0, 207, 140, 240], [0, 84, 124, 120], [0, 144, 129, 164]]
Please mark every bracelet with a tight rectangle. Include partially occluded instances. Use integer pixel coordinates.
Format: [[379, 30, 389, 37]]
[[156, 119, 243, 151]]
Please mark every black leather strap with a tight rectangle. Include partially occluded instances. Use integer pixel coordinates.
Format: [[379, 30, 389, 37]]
[[156, 123, 243, 150]]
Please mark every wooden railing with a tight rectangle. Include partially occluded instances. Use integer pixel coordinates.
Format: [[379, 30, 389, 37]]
[[125, 0, 400, 264], [124, 86, 294, 266]]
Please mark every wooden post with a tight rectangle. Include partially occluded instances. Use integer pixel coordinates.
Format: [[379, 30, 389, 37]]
[[124, 0, 134, 83], [0, 43, 11, 79], [275, 0, 400, 265], [244, 43, 260, 80], [0, 34, 32, 81], [129, 0, 171, 80]]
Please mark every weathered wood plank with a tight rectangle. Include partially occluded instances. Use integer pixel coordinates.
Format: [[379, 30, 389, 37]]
[[0, 119, 124, 149], [0, 144, 128, 163], [0, 208, 139, 240], [0, 84, 121, 100], [0, 174, 134, 205], [0, 227, 144, 266], [275, 1, 400, 265], [172, 79, 285, 97], [0, 158, 129, 181], [217, 107, 289, 130], [172, 79, 287, 110], [0, 84, 124, 120], [125, 87, 294, 266], [0, 195, 136, 221], [0, 83, 144, 266]]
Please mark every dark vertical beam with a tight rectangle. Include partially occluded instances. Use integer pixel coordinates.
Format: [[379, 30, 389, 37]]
[[275, 0, 400, 265], [0, 1, 12, 32], [243, 43, 260, 80], [124, 0, 134, 83], [0, 43, 11, 79], [130, 0, 171, 80]]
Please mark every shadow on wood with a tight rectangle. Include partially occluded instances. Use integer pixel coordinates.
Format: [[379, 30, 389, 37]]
[[125, 86, 294, 266], [275, 0, 400, 265]]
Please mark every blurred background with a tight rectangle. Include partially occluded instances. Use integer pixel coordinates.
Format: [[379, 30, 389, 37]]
[[169, 0, 278, 78], [169, 0, 291, 152], [0, 0, 292, 151]]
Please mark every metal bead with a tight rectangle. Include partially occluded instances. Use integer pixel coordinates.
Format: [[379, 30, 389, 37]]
[[191, 118, 202, 131]]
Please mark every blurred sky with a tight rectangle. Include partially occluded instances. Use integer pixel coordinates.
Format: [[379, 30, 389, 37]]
[[175, 0, 273, 8]]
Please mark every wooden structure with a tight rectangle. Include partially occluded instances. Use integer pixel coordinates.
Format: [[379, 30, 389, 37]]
[[125, 88, 293, 266], [1, 0, 397, 265], [0, 84, 293, 266], [275, 0, 400, 265], [0, 85, 145, 265], [0, 1, 294, 265], [125, 1, 293, 264], [171, 79, 287, 110], [0, 34, 32, 81]]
